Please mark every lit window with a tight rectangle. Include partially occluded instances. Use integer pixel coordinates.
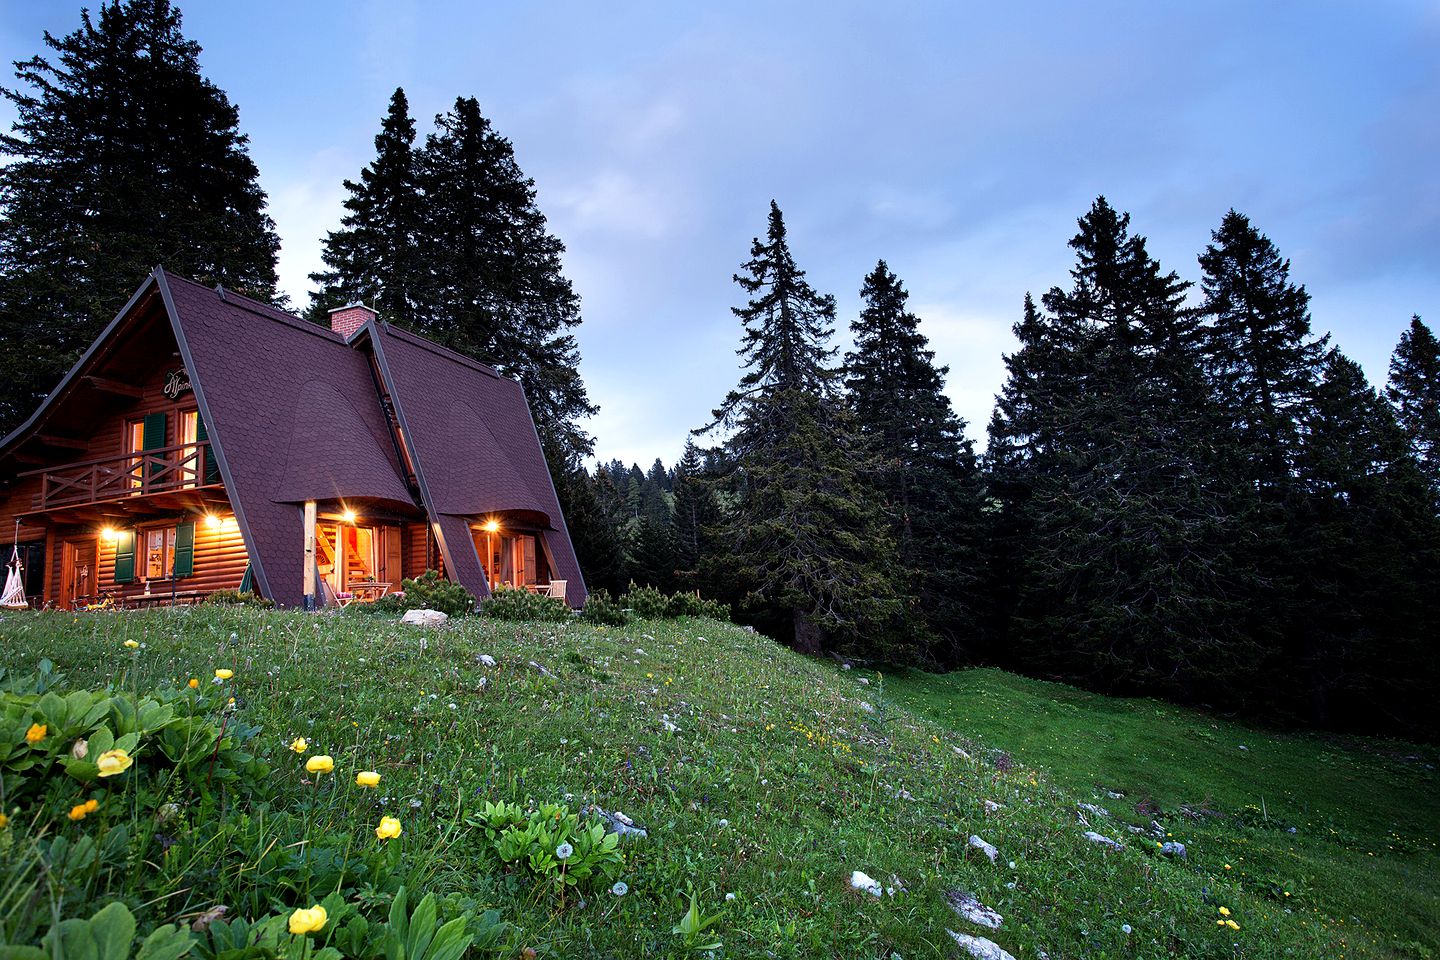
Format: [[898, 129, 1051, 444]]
[[145, 527, 176, 579]]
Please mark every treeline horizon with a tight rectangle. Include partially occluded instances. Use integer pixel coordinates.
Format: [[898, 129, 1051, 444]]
[[2, 2, 1435, 743], [570, 198, 1439, 743]]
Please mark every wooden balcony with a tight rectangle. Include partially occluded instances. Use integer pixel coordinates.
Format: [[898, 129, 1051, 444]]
[[20, 441, 222, 511]]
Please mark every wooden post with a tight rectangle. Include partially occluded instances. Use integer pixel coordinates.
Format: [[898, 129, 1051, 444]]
[[302, 500, 316, 610]]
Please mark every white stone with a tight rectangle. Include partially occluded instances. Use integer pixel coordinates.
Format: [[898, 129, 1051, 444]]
[[1078, 802, 1110, 818], [983, 800, 1002, 814], [401, 609, 447, 627], [968, 835, 999, 862], [858, 677, 870, 685], [946, 890, 1002, 929], [477, 654, 497, 667], [946, 931, 1017, 960], [860, 701, 876, 714], [849, 870, 883, 897], [1083, 831, 1125, 851]]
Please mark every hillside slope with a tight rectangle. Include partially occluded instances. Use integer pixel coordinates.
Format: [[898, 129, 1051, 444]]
[[1, 609, 1409, 957]]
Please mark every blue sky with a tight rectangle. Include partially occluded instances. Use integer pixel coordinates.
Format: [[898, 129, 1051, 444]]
[[3, 1, 1437, 467]]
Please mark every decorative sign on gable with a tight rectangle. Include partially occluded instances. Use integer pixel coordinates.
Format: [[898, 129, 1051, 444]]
[[162, 368, 192, 400]]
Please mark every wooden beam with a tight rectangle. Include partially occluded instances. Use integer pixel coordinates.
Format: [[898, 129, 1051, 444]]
[[302, 500, 317, 610], [33, 434, 88, 451], [80, 375, 143, 399]]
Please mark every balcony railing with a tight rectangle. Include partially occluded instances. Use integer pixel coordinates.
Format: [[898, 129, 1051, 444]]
[[21, 441, 219, 510]]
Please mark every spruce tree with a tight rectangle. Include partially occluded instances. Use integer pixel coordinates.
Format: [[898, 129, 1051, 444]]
[[845, 260, 983, 660], [992, 198, 1244, 699], [699, 202, 899, 654], [1291, 350, 1438, 730], [672, 440, 719, 581], [1198, 210, 1325, 489], [308, 88, 423, 328], [415, 96, 596, 467], [0, 0, 279, 431], [1386, 315, 1440, 489]]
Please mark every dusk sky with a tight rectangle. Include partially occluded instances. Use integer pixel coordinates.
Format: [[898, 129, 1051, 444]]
[[3, 1, 1436, 468]]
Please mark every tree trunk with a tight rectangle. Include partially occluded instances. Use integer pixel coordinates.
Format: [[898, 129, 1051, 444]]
[[793, 609, 823, 655]]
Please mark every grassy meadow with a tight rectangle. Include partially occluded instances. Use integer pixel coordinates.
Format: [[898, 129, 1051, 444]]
[[0, 607, 1434, 958]]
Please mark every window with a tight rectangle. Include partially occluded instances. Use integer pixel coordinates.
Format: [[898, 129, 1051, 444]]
[[144, 526, 176, 579], [178, 410, 199, 488], [126, 420, 145, 490]]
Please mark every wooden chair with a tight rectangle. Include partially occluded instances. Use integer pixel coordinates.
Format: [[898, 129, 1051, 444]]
[[545, 580, 567, 602]]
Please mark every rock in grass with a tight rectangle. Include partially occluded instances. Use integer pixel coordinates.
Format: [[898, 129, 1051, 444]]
[[1078, 802, 1110, 819], [477, 654, 497, 667], [983, 800, 1002, 814], [946, 890, 1003, 929], [1159, 841, 1187, 858], [969, 835, 999, 862], [1083, 831, 1124, 851], [947, 931, 1017, 960], [850, 870, 883, 897], [400, 609, 447, 627]]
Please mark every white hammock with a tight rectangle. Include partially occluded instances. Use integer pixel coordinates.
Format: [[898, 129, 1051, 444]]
[[1, 545, 26, 610]]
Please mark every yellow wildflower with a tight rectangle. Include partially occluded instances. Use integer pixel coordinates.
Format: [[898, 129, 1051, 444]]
[[288, 905, 327, 935], [25, 723, 46, 744], [1219, 907, 1230, 916], [96, 748, 134, 777], [0, 813, 8, 828], [305, 755, 334, 774], [68, 801, 95, 821], [214, 668, 233, 680], [124, 640, 139, 649], [1225, 920, 1240, 931], [356, 771, 381, 788], [188, 678, 199, 689], [290, 738, 309, 753], [376, 816, 402, 840], [84, 798, 99, 813]]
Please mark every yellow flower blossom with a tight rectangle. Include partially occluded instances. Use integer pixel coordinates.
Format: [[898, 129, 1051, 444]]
[[96, 748, 134, 777], [0, 813, 9, 828], [1225, 920, 1240, 931], [214, 669, 233, 680], [68, 799, 100, 821], [288, 905, 327, 935], [356, 770, 381, 788], [376, 816, 402, 840], [1218, 907, 1230, 917], [124, 640, 139, 649], [290, 738, 309, 753], [25, 723, 46, 744], [188, 678, 199, 689], [305, 755, 334, 774]]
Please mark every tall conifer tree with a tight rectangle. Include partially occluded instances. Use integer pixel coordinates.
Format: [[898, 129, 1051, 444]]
[[845, 260, 982, 658], [699, 202, 898, 654], [991, 198, 1243, 698], [0, 0, 279, 431], [308, 88, 423, 328], [415, 97, 596, 467], [1385, 315, 1440, 489]]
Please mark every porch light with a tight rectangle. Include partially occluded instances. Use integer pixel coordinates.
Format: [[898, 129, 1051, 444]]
[[483, 520, 500, 533], [101, 527, 118, 541], [342, 510, 357, 524], [205, 513, 221, 530]]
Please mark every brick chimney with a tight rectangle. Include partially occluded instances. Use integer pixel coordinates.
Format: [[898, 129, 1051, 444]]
[[328, 303, 377, 339]]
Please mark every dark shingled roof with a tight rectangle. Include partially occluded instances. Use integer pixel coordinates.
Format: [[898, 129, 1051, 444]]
[[0, 268, 587, 608], [369, 323, 586, 597]]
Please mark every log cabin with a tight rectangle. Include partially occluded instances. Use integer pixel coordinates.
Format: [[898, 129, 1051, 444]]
[[0, 268, 587, 611]]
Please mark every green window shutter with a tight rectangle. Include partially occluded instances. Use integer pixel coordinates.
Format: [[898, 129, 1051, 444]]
[[142, 412, 167, 481], [195, 416, 221, 484], [173, 521, 195, 578], [113, 529, 136, 583], [238, 563, 254, 594]]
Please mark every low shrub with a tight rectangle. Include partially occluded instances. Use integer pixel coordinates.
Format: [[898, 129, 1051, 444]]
[[619, 583, 669, 619], [663, 590, 731, 621], [480, 587, 570, 622], [371, 571, 476, 618], [580, 589, 630, 627], [204, 589, 273, 608]]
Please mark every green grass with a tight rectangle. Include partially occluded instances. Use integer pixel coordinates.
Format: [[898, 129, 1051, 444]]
[[1, 608, 1431, 958], [888, 667, 1440, 959]]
